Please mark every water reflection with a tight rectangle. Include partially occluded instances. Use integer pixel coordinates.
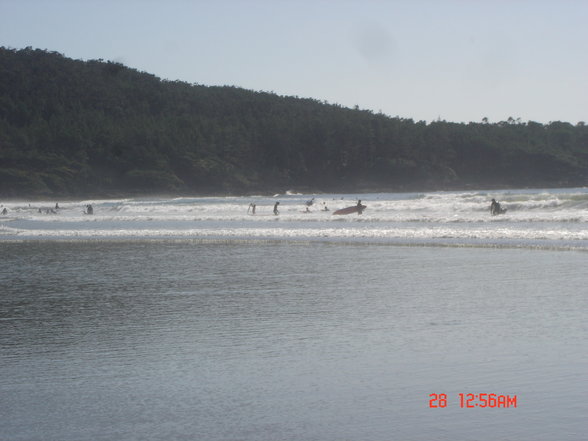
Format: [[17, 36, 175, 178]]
[[1, 241, 586, 440]]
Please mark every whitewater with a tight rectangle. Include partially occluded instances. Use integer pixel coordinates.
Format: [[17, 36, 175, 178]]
[[2, 187, 588, 249]]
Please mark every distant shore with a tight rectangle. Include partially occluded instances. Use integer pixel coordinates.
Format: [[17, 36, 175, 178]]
[[2, 181, 584, 202]]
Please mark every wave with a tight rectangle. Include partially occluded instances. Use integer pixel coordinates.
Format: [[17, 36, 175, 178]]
[[2, 189, 588, 250], [5, 225, 588, 241], [5, 212, 588, 224]]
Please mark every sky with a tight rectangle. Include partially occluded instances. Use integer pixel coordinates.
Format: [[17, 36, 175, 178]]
[[1, 0, 587, 124]]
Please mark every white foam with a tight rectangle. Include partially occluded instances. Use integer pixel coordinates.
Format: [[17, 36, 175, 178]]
[[2, 188, 588, 246], [5, 225, 588, 242]]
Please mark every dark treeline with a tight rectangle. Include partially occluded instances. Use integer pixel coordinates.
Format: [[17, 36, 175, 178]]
[[1, 47, 587, 197]]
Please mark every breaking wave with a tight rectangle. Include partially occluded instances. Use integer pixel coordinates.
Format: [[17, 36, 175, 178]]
[[2, 187, 588, 249]]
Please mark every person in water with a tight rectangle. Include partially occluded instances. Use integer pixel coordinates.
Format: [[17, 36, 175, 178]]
[[247, 203, 256, 215], [273, 201, 280, 215], [490, 198, 502, 215], [356, 199, 365, 214], [1, 207, 7, 215], [85, 204, 94, 215]]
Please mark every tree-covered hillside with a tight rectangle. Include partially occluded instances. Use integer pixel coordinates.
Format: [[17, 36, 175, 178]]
[[1, 47, 587, 197]]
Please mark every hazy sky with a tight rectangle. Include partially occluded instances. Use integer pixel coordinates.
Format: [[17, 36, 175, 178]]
[[1, 0, 587, 124]]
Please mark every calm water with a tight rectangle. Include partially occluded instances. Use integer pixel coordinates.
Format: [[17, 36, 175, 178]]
[[1, 189, 587, 440], [1, 240, 586, 441]]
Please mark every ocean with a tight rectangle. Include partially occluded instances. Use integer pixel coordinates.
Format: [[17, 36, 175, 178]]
[[1, 188, 587, 440]]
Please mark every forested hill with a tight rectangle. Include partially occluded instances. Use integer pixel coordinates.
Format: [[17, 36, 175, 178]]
[[1, 47, 588, 198]]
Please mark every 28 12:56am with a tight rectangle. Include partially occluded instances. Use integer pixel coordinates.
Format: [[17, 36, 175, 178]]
[[429, 393, 517, 408]]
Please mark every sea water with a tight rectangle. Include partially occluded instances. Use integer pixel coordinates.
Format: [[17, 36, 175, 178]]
[[0, 189, 587, 440], [2, 188, 588, 248]]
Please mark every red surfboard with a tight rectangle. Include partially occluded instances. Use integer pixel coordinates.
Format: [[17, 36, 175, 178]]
[[333, 204, 366, 215]]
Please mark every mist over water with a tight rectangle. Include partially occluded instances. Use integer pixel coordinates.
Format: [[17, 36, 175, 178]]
[[1, 188, 587, 440]]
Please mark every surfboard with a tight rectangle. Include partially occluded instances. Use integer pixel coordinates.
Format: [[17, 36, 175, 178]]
[[333, 204, 366, 215]]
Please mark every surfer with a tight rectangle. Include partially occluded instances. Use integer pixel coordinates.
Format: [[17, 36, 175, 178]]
[[85, 204, 94, 215], [490, 198, 506, 215], [273, 201, 280, 215], [247, 203, 256, 215], [1, 207, 7, 215], [490, 198, 499, 215], [357, 200, 364, 215]]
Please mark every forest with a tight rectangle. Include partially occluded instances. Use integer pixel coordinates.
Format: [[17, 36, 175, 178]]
[[1, 47, 587, 198]]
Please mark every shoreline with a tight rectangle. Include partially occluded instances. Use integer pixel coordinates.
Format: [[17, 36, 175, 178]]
[[2, 182, 587, 202]]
